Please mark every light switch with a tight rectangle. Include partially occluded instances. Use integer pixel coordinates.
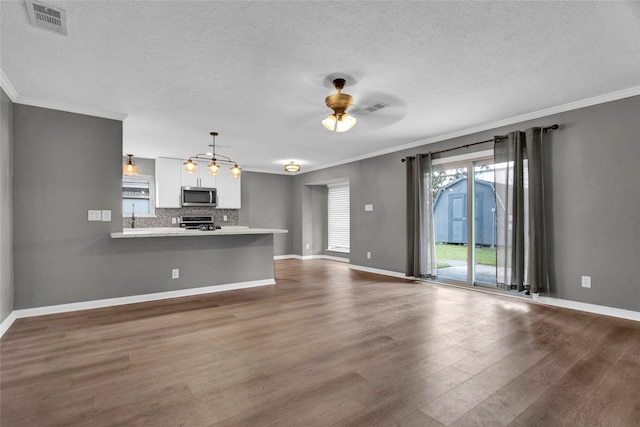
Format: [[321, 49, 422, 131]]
[[365, 204, 373, 212], [101, 210, 111, 221], [88, 210, 101, 221]]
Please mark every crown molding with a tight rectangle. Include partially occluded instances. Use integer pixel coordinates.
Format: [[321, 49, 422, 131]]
[[0, 69, 19, 101], [11, 95, 128, 121], [303, 85, 640, 174], [0, 68, 128, 121]]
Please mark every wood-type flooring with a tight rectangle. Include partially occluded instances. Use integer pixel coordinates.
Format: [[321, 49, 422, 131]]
[[1, 259, 639, 426]]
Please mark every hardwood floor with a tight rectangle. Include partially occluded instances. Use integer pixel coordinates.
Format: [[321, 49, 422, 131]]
[[2, 259, 639, 426]]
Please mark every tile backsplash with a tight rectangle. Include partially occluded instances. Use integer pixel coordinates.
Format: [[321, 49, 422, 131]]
[[123, 207, 239, 228]]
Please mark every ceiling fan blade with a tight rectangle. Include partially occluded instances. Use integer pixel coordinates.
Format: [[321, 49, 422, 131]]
[[348, 90, 407, 129]]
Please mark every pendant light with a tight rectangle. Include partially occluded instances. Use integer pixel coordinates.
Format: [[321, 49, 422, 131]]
[[183, 132, 242, 178], [230, 164, 242, 178], [123, 154, 140, 176], [322, 78, 357, 133]]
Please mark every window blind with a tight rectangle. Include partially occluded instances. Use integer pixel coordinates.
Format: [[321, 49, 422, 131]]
[[327, 183, 350, 252]]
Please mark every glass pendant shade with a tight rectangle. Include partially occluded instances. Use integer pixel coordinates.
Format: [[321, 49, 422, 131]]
[[322, 114, 337, 131], [208, 161, 220, 176], [123, 154, 140, 176], [183, 159, 197, 174], [335, 113, 356, 132], [322, 113, 356, 132], [230, 164, 242, 178]]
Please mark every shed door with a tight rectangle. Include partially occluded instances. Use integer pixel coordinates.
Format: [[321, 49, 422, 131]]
[[448, 193, 467, 244]]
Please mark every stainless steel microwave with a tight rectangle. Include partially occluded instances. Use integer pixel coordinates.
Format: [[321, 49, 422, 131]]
[[181, 186, 217, 207]]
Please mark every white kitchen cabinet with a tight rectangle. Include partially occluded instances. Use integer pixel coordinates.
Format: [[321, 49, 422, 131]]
[[156, 157, 241, 209], [181, 160, 217, 188], [155, 157, 181, 208], [216, 170, 241, 209]]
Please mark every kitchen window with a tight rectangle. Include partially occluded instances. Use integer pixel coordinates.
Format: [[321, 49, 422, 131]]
[[327, 182, 350, 253], [123, 175, 155, 216]]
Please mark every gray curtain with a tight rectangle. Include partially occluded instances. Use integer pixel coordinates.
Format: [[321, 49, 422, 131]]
[[406, 153, 437, 279], [494, 128, 549, 293]]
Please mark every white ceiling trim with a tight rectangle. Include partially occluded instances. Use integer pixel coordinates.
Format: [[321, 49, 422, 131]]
[[0, 69, 18, 101], [301, 85, 640, 174], [0, 68, 127, 121], [12, 95, 128, 121]]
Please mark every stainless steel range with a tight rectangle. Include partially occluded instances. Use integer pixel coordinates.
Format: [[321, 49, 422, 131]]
[[179, 215, 221, 230]]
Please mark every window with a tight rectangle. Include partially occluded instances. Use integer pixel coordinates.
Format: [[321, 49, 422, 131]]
[[123, 176, 155, 216], [327, 183, 350, 253]]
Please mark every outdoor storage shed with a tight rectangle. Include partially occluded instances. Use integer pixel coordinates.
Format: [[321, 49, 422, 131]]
[[433, 177, 496, 246]]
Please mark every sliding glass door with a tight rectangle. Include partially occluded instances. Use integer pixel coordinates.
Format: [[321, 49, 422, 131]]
[[432, 157, 496, 286]]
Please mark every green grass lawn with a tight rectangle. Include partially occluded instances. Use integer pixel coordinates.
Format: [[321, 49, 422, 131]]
[[435, 243, 496, 266]]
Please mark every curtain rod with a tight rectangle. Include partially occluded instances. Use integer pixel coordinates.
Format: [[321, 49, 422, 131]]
[[401, 124, 559, 162]]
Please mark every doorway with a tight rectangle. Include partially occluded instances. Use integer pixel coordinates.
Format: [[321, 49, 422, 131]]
[[432, 157, 496, 286]]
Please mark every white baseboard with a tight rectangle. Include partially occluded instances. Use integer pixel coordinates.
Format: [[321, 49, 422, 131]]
[[275, 254, 349, 263], [4, 263, 638, 340], [320, 255, 350, 263], [0, 311, 17, 338], [0, 279, 275, 338], [348, 264, 409, 279], [348, 264, 639, 322], [533, 295, 639, 322]]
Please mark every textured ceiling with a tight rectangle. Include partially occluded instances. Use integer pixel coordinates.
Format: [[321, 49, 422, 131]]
[[1, 1, 639, 173]]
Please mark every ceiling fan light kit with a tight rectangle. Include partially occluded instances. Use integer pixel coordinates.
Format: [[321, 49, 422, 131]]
[[322, 78, 356, 132], [184, 132, 241, 177]]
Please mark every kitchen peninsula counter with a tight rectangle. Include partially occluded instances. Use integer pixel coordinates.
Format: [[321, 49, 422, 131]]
[[111, 227, 288, 239], [103, 226, 286, 300]]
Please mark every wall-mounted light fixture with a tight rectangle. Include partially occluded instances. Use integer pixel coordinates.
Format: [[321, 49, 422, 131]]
[[183, 132, 242, 178], [284, 161, 301, 173], [123, 154, 140, 176]]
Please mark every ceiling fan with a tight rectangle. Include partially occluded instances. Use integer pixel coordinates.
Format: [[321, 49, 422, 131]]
[[322, 78, 357, 132], [319, 74, 406, 133], [284, 73, 406, 132]]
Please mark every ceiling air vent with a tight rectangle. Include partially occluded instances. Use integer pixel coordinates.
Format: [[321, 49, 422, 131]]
[[364, 102, 389, 113], [25, 1, 68, 36]]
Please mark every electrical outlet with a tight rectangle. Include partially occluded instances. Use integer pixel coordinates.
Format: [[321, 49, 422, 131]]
[[172, 269, 179, 279], [306, 243, 310, 250], [88, 210, 101, 221], [367, 251, 371, 259], [101, 210, 111, 221], [223, 215, 228, 221], [365, 204, 373, 212], [581, 276, 591, 288], [171, 217, 177, 224]]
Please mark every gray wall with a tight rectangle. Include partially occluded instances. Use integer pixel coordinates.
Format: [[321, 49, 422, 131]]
[[7, 96, 640, 313], [239, 171, 293, 256], [310, 185, 327, 255], [291, 96, 640, 312], [1, 89, 13, 323], [13, 105, 275, 309]]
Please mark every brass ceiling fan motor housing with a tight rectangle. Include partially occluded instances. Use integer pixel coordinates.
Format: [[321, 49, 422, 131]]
[[325, 78, 354, 117]]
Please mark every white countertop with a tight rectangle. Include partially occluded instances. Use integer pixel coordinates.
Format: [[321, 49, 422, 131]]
[[110, 226, 288, 239]]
